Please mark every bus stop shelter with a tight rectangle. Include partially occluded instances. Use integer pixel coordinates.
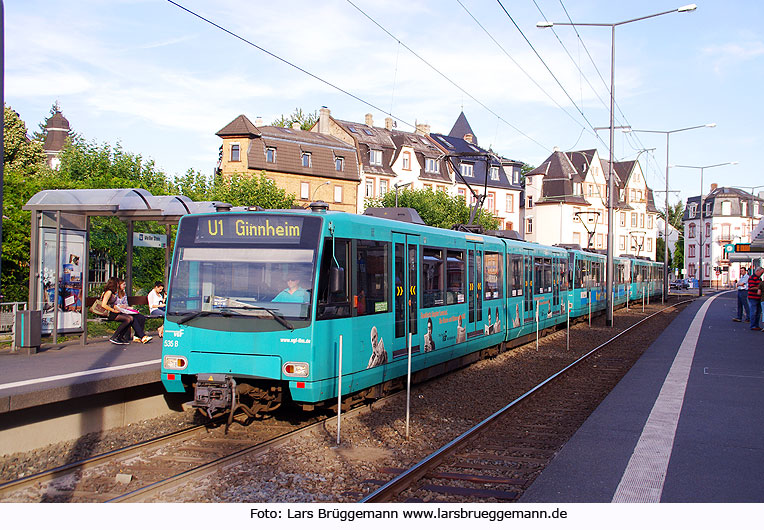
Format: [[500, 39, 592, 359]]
[[23, 188, 227, 346]]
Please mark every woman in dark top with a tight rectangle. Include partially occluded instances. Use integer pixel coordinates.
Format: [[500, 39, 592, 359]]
[[115, 279, 151, 343], [100, 277, 134, 345]]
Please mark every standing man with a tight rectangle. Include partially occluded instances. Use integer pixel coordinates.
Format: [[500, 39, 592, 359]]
[[733, 266, 750, 322], [748, 267, 763, 331]]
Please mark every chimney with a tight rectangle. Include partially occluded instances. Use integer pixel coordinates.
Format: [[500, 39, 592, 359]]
[[464, 133, 474, 144], [385, 117, 393, 130], [319, 106, 331, 135], [292, 122, 301, 130], [255, 116, 263, 127], [415, 122, 430, 135], [710, 183, 718, 191], [365, 113, 373, 127]]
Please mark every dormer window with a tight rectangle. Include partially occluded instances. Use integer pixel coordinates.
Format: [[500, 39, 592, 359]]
[[425, 158, 439, 173], [689, 204, 697, 217], [460, 163, 474, 177], [266, 147, 276, 163], [370, 149, 382, 166], [302, 152, 311, 168], [231, 143, 240, 162], [490, 166, 500, 181], [335, 157, 344, 171]]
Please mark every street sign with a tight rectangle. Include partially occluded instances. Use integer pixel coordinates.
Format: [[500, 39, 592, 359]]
[[133, 232, 167, 248], [735, 243, 751, 252], [724, 243, 735, 254]]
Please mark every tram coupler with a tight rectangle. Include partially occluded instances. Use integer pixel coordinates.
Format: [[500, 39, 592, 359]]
[[193, 374, 236, 420]]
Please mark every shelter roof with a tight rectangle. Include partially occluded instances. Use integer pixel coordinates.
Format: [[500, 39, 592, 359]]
[[23, 188, 223, 222]]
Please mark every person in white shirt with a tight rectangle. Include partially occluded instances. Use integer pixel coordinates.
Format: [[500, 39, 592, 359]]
[[733, 267, 750, 322], [148, 281, 166, 337]]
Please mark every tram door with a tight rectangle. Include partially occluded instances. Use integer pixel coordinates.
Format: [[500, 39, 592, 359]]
[[392, 233, 419, 358], [467, 242, 483, 336], [552, 257, 561, 314], [523, 253, 534, 324]]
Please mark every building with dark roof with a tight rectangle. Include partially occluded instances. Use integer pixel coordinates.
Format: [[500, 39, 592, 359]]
[[525, 148, 658, 258], [683, 185, 764, 286], [429, 113, 523, 231], [43, 111, 70, 169], [216, 114, 360, 212]]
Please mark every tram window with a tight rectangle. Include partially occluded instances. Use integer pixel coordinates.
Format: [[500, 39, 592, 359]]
[[317, 238, 350, 320], [560, 260, 568, 290], [484, 252, 503, 299], [508, 254, 522, 296], [534, 257, 543, 294], [356, 240, 389, 315], [422, 247, 444, 307], [446, 249, 465, 304], [543, 258, 552, 293]]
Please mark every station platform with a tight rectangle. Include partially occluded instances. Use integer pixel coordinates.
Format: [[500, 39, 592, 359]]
[[0, 336, 162, 414], [522, 290, 764, 503]]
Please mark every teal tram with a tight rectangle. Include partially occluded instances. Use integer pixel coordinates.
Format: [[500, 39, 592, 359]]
[[160, 205, 664, 419]]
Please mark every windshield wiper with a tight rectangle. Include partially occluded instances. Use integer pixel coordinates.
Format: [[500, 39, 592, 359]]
[[174, 309, 237, 325], [172, 307, 294, 330]]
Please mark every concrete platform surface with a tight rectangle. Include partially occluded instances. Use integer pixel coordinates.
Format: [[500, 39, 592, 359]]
[[522, 290, 764, 503]]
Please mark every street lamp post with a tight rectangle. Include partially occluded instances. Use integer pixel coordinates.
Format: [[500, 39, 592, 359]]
[[627, 123, 716, 300], [538, 4, 698, 326], [672, 162, 738, 297]]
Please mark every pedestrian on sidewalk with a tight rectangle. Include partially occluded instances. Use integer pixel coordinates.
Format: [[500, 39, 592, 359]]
[[733, 266, 750, 322], [748, 267, 763, 331]]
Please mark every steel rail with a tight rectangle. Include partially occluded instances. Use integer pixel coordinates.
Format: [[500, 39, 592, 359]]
[[109, 394, 396, 503], [360, 298, 693, 502], [0, 419, 221, 498]]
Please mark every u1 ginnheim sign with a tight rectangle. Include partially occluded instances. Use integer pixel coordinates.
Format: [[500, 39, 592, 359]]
[[133, 232, 167, 248]]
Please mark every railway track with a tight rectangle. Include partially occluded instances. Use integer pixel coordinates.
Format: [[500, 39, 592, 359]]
[[360, 300, 691, 502]]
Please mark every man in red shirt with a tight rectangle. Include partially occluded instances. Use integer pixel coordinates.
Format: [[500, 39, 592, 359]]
[[749, 267, 763, 330]]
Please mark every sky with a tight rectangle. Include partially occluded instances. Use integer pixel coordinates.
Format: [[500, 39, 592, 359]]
[[6, 0, 764, 208]]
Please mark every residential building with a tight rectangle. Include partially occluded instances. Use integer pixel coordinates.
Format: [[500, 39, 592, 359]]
[[216, 114, 360, 212], [429, 112, 523, 231], [525, 148, 658, 259], [683, 185, 764, 287]]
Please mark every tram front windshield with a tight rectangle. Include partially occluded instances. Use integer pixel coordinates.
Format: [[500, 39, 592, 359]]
[[167, 214, 321, 331]]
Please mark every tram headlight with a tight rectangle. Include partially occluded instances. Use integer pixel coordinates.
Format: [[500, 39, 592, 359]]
[[283, 362, 309, 377], [164, 355, 188, 370]]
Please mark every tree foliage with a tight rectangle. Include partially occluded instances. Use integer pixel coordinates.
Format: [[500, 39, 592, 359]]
[[2, 108, 299, 301], [365, 187, 499, 231], [4, 105, 46, 170], [271, 108, 319, 131]]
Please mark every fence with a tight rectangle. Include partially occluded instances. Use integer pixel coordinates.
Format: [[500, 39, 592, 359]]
[[0, 302, 29, 351]]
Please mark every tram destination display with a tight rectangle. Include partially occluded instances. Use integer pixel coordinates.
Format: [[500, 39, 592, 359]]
[[194, 215, 305, 245]]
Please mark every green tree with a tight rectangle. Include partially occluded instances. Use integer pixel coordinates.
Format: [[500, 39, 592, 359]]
[[365, 187, 499, 231], [673, 238, 684, 273], [271, 108, 319, 131], [656, 237, 671, 264], [4, 105, 46, 170], [2, 105, 57, 301], [208, 172, 296, 208]]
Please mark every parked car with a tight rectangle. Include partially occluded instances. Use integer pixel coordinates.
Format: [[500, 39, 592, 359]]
[[670, 279, 690, 290]]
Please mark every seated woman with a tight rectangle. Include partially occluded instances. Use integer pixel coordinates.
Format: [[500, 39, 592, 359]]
[[100, 277, 134, 345], [115, 279, 152, 343], [147, 281, 166, 338]]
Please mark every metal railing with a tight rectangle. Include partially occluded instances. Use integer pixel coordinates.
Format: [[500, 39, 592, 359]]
[[0, 302, 28, 351]]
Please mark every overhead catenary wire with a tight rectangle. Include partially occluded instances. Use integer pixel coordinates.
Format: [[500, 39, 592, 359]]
[[493, 0, 607, 153], [344, 0, 550, 152], [165, 0, 418, 129], [455, 0, 593, 136]]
